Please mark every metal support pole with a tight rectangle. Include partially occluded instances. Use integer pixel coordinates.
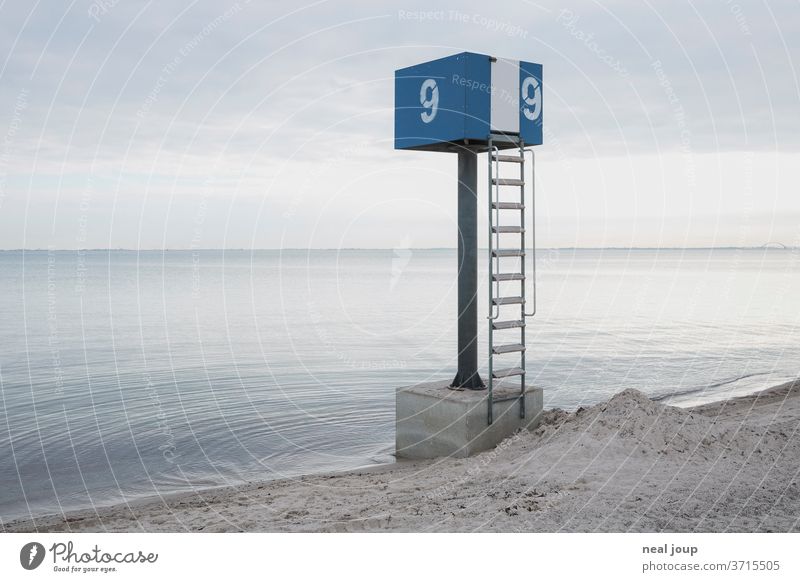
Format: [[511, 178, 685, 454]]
[[452, 150, 485, 390]]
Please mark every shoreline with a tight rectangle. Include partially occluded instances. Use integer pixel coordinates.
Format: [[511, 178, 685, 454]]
[[4, 379, 799, 533]]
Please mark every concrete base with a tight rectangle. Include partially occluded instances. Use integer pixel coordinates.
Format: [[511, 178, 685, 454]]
[[396, 379, 543, 459]]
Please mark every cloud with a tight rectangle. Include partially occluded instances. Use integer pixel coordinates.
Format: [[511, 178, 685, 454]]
[[0, 0, 798, 248]]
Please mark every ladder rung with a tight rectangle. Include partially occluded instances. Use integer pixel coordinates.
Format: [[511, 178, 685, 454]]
[[492, 155, 524, 163], [493, 296, 524, 306], [492, 319, 525, 330], [492, 202, 524, 210], [492, 226, 524, 234], [492, 272, 524, 281], [492, 367, 525, 378], [492, 249, 525, 257], [492, 178, 524, 186], [492, 343, 526, 354]]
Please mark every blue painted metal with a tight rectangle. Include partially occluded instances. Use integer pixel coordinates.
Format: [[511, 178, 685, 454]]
[[519, 60, 543, 146], [394, 52, 543, 152]]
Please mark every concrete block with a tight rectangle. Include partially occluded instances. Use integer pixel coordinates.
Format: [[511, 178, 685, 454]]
[[396, 379, 543, 459]]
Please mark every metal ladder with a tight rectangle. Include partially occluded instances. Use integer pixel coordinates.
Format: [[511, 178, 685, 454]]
[[487, 134, 535, 425]]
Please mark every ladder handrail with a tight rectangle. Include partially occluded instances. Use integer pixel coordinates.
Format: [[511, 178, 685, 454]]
[[523, 147, 537, 319], [487, 143, 501, 322], [487, 139, 496, 424]]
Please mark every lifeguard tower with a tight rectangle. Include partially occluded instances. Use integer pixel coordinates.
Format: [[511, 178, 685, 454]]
[[394, 52, 545, 459]]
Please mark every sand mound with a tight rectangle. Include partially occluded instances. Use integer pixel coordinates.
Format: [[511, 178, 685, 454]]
[[528, 388, 775, 461]]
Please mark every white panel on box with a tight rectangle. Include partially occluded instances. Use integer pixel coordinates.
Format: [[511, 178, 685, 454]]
[[490, 59, 520, 134]]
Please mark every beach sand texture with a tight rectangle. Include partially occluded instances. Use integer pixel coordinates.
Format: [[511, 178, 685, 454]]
[[6, 380, 799, 533]]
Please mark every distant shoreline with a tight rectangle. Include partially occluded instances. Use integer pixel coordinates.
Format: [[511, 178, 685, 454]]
[[6, 379, 799, 533]]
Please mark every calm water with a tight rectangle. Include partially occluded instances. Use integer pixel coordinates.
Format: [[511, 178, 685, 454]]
[[1, 248, 799, 522]]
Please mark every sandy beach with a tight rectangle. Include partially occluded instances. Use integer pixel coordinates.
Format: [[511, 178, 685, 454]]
[[5, 380, 799, 533]]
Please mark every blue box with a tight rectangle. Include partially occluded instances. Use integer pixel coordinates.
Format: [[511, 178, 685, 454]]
[[394, 52, 543, 152]]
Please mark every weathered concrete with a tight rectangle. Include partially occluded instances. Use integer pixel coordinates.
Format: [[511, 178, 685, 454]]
[[396, 379, 543, 459]]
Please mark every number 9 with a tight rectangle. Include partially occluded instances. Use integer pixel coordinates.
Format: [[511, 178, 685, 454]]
[[521, 76, 541, 121], [420, 79, 439, 123]]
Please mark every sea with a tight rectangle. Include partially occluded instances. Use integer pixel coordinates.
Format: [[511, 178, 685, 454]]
[[1, 248, 799, 522]]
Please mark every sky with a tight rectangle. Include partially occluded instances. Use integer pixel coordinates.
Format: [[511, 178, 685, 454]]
[[0, 0, 798, 249]]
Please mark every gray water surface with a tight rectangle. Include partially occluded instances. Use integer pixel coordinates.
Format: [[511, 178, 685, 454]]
[[1, 248, 799, 522]]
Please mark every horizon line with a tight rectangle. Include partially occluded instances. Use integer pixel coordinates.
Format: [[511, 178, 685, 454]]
[[1, 245, 796, 252]]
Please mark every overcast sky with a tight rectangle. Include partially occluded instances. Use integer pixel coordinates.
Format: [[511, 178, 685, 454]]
[[0, 0, 798, 249]]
